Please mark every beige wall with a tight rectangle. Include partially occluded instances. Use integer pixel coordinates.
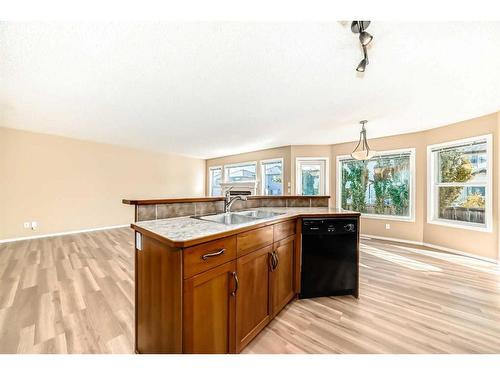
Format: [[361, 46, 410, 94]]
[[0, 127, 206, 240], [207, 112, 500, 260]]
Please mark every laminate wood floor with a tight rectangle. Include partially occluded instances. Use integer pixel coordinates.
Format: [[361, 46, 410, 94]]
[[0, 228, 135, 354], [1, 228, 499, 354]]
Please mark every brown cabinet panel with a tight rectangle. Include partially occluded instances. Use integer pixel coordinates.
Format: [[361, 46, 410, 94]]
[[237, 226, 273, 257], [273, 220, 296, 242], [136, 235, 182, 354], [183, 261, 236, 354], [271, 235, 295, 316], [183, 236, 237, 279], [235, 245, 273, 352]]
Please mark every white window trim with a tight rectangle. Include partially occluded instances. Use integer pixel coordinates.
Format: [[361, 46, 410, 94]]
[[260, 158, 284, 196], [427, 134, 492, 232], [223, 161, 258, 183], [295, 157, 330, 196], [208, 165, 222, 196], [336, 148, 416, 222]]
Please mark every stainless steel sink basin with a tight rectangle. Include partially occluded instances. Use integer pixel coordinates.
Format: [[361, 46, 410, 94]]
[[196, 212, 258, 225], [194, 210, 284, 225], [234, 210, 285, 219]]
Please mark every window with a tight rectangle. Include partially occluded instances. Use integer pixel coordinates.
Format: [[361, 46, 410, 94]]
[[208, 166, 222, 196], [428, 135, 492, 231], [224, 162, 256, 182], [296, 158, 328, 196], [261, 159, 283, 195], [337, 149, 415, 220]]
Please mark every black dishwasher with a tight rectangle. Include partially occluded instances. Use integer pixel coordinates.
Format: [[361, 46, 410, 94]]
[[299, 217, 358, 299]]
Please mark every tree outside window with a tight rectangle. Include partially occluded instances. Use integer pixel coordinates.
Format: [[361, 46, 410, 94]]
[[339, 152, 412, 218], [433, 141, 488, 225]]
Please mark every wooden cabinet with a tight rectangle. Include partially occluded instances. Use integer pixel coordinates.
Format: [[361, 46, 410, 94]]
[[135, 218, 315, 354], [183, 236, 237, 279], [236, 226, 273, 257], [234, 222, 296, 352], [182, 221, 297, 353], [235, 245, 273, 352], [271, 235, 295, 316], [183, 261, 237, 354], [273, 220, 295, 242], [136, 235, 182, 354]]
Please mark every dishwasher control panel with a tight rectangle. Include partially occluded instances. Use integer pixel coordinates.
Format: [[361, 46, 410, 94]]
[[302, 218, 357, 235]]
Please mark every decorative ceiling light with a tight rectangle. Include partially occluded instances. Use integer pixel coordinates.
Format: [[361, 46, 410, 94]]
[[356, 47, 368, 73], [351, 120, 377, 160], [351, 21, 373, 72]]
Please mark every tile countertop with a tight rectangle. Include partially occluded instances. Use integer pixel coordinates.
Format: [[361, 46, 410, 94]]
[[131, 207, 360, 248]]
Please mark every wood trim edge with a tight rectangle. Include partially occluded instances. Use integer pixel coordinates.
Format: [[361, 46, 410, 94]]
[[123, 195, 331, 205]]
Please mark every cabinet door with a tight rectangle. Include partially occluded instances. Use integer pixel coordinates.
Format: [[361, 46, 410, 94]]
[[183, 261, 237, 354], [271, 235, 295, 316], [235, 245, 273, 352]]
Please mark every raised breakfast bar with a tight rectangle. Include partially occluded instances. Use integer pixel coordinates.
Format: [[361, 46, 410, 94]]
[[124, 196, 360, 354]]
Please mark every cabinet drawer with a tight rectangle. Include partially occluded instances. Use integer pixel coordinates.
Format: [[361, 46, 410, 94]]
[[183, 236, 237, 279], [237, 226, 274, 257], [273, 220, 296, 242]]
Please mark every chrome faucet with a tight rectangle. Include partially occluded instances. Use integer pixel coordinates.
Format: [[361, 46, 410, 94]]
[[224, 187, 248, 213]]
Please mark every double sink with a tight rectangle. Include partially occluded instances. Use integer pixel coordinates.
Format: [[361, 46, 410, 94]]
[[194, 210, 284, 225]]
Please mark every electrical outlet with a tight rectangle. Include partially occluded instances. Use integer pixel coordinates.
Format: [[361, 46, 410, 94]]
[[385, 223, 391, 230], [31, 221, 38, 230], [24, 222, 31, 229]]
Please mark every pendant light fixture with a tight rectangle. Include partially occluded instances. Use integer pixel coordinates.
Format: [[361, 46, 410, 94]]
[[356, 46, 368, 73], [351, 21, 373, 72], [351, 120, 377, 160]]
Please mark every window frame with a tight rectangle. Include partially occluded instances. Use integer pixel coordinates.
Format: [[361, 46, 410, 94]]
[[295, 157, 329, 196], [208, 165, 223, 197], [260, 158, 284, 196], [427, 134, 492, 232], [336, 148, 416, 222], [223, 161, 258, 183]]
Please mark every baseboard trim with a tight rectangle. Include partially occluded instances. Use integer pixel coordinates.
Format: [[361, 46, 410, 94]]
[[420, 241, 498, 264], [361, 234, 423, 247], [0, 224, 130, 244], [360, 234, 498, 264]]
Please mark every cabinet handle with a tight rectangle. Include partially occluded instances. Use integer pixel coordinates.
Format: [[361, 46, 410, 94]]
[[231, 271, 239, 297], [273, 251, 279, 269], [269, 252, 276, 271], [201, 248, 225, 260], [269, 251, 278, 270]]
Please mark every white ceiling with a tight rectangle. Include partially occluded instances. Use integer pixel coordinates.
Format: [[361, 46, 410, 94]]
[[1, 21, 499, 159]]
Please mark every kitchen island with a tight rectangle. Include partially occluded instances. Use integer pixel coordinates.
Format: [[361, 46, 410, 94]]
[[131, 205, 360, 354]]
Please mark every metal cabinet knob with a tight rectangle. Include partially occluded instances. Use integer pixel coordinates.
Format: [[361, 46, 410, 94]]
[[344, 224, 355, 232]]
